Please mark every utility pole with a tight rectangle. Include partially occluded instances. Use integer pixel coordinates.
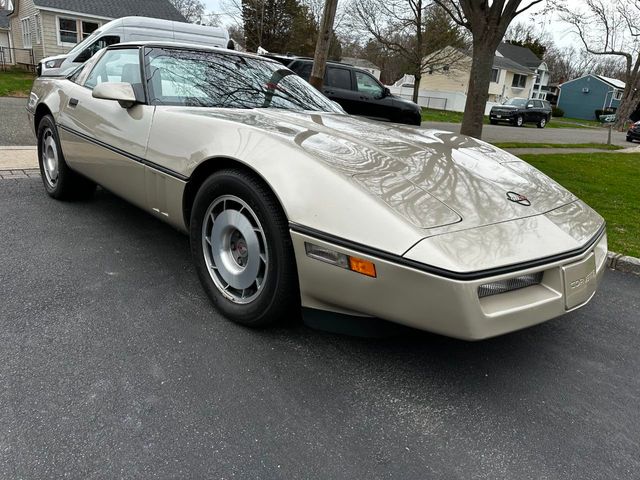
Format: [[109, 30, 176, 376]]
[[309, 0, 338, 91]]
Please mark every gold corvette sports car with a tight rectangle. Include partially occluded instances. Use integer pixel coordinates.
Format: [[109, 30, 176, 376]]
[[27, 42, 607, 340]]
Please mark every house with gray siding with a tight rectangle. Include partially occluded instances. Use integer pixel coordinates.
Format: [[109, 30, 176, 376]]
[[0, 9, 12, 64], [557, 74, 625, 120], [6, 0, 185, 66]]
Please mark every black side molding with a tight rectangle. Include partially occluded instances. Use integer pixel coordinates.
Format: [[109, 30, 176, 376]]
[[289, 222, 607, 281]]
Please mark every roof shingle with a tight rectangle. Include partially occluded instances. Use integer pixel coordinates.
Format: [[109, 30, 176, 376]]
[[33, 0, 186, 22]]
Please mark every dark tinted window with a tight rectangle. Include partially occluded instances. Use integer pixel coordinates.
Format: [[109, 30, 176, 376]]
[[326, 67, 351, 90], [533, 100, 543, 108], [144, 47, 342, 113], [290, 61, 312, 80]]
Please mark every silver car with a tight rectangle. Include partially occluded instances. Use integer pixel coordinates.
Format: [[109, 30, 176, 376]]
[[26, 42, 608, 340]]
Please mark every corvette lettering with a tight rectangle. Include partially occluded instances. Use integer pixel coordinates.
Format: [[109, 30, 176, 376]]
[[570, 270, 596, 290]]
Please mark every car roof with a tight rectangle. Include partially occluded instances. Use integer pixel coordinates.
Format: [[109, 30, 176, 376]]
[[107, 41, 274, 63]]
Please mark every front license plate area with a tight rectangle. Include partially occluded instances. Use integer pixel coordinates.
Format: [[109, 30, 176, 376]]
[[496, 115, 501, 118], [562, 252, 597, 309]]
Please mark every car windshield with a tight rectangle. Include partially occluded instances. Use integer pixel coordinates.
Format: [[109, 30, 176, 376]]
[[144, 47, 343, 113], [504, 98, 527, 107], [503, 98, 527, 107], [68, 30, 102, 55]]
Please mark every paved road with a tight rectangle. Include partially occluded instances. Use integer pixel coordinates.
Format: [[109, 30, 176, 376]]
[[421, 121, 630, 147], [1, 178, 639, 479], [0, 97, 33, 146], [0, 97, 630, 148]]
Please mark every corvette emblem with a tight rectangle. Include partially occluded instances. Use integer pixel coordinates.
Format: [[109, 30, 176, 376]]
[[506, 191, 531, 206]]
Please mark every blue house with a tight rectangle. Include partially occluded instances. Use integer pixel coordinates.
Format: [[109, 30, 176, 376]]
[[558, 74, 625, 120]]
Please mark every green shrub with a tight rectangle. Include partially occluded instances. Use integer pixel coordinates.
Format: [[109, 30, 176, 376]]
[[552, 107, 564, 117]]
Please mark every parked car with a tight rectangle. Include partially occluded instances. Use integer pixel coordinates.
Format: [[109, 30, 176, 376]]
[[490, 98, 552, 128], [627, 121, 640, 142], [38, 16, 230, 77], [265, 56, 422, 126], [27, 42, 607, 340]]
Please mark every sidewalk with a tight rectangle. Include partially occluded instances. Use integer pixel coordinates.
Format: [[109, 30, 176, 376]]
[[0, 146, 38, 171]]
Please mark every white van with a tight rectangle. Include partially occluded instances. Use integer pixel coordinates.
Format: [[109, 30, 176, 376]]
[[38, 16, 230, 76]]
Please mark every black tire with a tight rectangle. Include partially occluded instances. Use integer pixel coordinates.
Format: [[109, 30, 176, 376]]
[[490, 119, 498, 125], [537, 117, 547, 128], [37, 115, 96, 200], [627, 136, 633, 142], [515, 115, 524, 127], [190, 169, 299, 327]]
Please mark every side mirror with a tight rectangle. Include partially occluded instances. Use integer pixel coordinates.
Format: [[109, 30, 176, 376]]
[[92, 82, 137, 108], [383, 87, 391, 97], [526, 103, 534, 109]]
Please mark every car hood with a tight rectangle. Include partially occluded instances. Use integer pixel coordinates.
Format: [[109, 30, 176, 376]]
[[391, 95, 420, 111], [190, 109, 576, 232], [492, 105, 520, 111]]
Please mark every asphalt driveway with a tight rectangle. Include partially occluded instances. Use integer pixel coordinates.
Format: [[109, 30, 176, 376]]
[[1, 177, 639, 479]]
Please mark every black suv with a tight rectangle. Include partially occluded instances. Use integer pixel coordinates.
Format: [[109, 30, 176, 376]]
[[627, 121, 640, 143], [265, 56, 422, 126], [489, 98, 552, 128]]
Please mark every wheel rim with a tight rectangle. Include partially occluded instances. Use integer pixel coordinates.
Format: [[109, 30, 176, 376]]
[[41, 127, 59, 187], [540, 118, 546, 127], [201, 195, 269, 304], [517, 117, 523, 126]]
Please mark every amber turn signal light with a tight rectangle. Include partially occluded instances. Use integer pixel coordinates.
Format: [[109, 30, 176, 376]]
[[348, 257, 377, 277]]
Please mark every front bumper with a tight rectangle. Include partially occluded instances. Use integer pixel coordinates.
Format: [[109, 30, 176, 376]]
[[291, 228, 607, 340], [490, 112, 516, 122], [627, 129, 640, 141]]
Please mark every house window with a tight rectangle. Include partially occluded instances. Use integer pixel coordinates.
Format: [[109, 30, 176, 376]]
[[491, 68, 499, 83], [35, 14, 41, 44], [613, 90, 623, 101], [58, 17, 78, 44], [82, 21, 99, 39], [512, 74, 527, 88], [21, 17, 32, 48]]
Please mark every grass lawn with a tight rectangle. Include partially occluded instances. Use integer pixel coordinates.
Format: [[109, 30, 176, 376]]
[[520, 152, 640, 257], [0, 69, 35, 97], [494, 142, 623, 150], [421, 108, 600, 130]]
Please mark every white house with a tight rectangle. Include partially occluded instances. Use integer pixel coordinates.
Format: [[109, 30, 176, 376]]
[[496, 42, 550, 100]]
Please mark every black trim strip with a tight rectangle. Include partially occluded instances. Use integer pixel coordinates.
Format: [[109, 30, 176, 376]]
[[290, 222, 607, 281], [58, 124, 189, 181]]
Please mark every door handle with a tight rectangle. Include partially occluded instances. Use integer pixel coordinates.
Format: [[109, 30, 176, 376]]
[[359, 96, 369, 100], [69, 98, 79, 107]]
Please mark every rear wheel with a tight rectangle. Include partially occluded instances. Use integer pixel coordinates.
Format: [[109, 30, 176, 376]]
[[190, 169, 299, 327], [37, 115, 95, 200], [515, 115, 524, 127], [537, 117, 547, 128]]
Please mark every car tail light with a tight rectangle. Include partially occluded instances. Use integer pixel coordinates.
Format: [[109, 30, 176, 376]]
[[478, 272, 543, 298]]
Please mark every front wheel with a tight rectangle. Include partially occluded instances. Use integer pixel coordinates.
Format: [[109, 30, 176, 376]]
[[190, 169, 299, 327], [37, 115, 96, 200], [515, 116, 524, 127], [627, 136, 633, 142], [490, 119, 498, 125]]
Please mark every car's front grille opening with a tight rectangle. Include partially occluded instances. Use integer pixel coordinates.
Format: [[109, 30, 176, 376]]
[[478, 272, 544, 298]]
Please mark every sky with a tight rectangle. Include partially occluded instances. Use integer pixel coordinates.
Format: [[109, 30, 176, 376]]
[[203, 0, 583, 48]]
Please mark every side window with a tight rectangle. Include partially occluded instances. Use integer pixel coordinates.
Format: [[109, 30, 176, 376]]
[[355, 71, 383, 97], [75, 35, 121, 63], [84, 48, 141, 89], [533, 100, 543, 108], [325, 67, 352, 90], [290, 61, 312, 80], [71, 48, 106, 85]]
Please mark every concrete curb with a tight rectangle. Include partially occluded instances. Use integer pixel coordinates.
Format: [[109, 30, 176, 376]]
[[607, 252, 640, 276]]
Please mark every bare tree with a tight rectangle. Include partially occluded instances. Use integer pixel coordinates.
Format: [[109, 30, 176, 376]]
[[559, 0, 640, 129], [169, 0, 207, 23], [349, 1, 466, 103], [431, 0, 545, 138]]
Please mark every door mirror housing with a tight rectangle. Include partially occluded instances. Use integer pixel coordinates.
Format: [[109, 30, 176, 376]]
[[92, 82, 137, 108], [383, 87, 391, 97], [526, 103, 534, 109]]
